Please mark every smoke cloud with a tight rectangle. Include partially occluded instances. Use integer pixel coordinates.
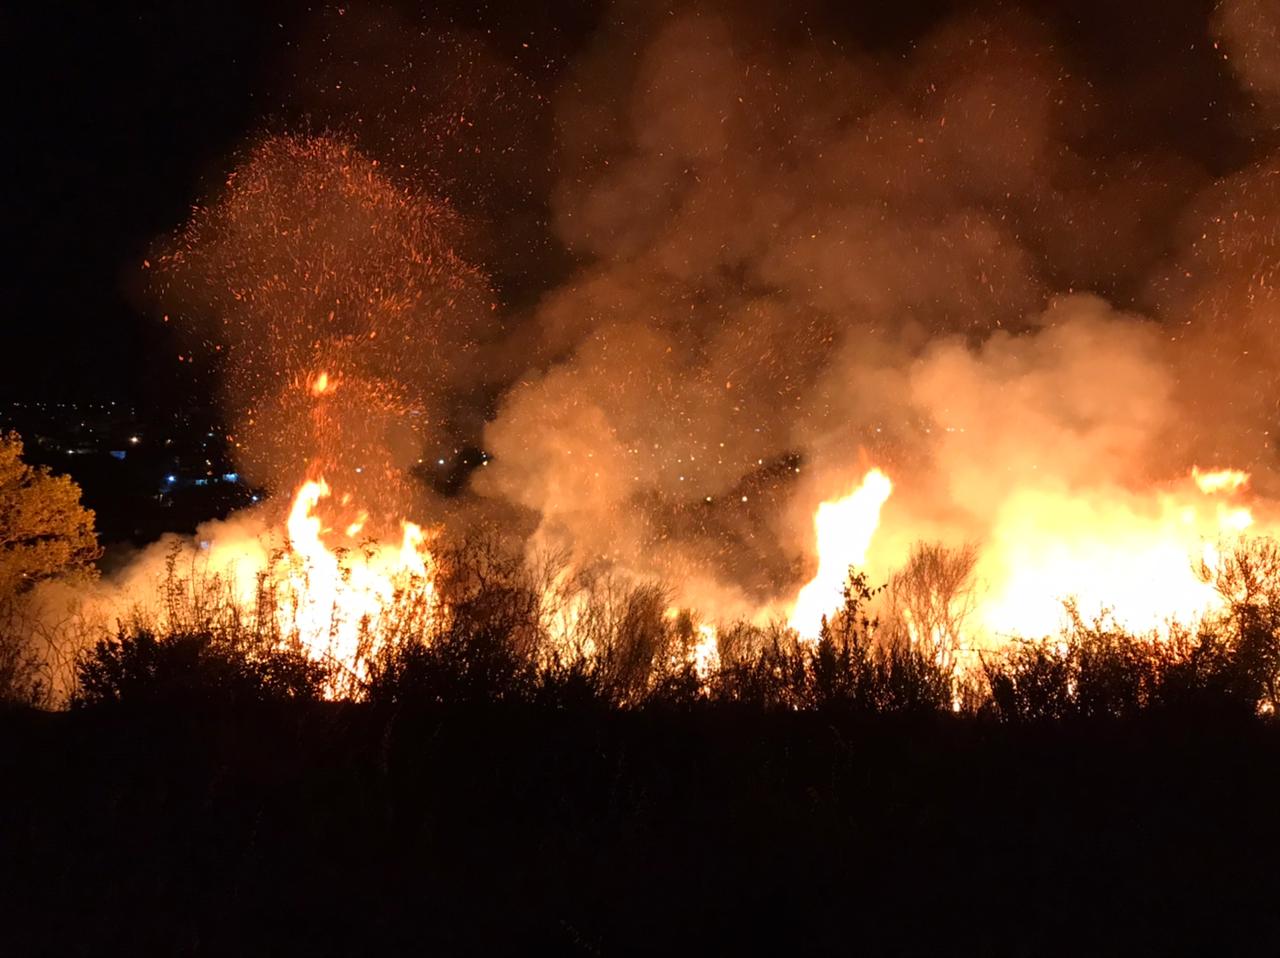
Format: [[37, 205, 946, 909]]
[[139, 0, 1280, 627], [469, 1, 1269, 617]]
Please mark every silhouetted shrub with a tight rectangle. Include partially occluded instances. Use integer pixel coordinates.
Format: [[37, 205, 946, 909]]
[[984, 640, 1075, 722], [714, 638, 808, 710], [366, 623, 537, 707], [982, 591, 1280, 723], [529, 653, 610, 712], [27, 537, 1280, 721], [708, 574, 953, 716], [74, 628, 324, 708]]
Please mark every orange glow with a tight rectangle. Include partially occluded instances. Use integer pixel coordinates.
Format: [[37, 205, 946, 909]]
[[786, 465, 1269, 649], [345, 511, 369, 539], [788, 468, 893, 640], [971, 478, 1254, 640], [273, 477, 438, 679], [1192, 466, 1249, 495], [311, 370, 331, 396], [692, 623, 719, 679]]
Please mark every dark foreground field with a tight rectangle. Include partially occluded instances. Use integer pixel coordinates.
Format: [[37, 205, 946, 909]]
[[4, 703, 1280, 955]]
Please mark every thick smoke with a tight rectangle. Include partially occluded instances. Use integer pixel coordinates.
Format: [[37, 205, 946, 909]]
[[127, 0, 1280, 627], [473, 2, 1257, 617], [30, 0, 1280, 706]]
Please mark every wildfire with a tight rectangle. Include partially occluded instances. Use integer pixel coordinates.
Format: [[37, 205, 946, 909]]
[[1193, 466, 1249, 495], [693, 623, 719, 678], [788, 468, 893, 640], [274, 477, 438, 678], [786, 463, 1268, 649]]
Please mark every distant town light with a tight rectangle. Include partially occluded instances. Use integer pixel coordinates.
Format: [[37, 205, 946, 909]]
[[166, 475, 176, 483]]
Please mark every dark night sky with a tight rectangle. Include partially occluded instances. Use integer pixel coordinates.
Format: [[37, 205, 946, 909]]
[[4, 4, 296, 404], [0, 0, 1257, 409], [1, 1, 597, 407]]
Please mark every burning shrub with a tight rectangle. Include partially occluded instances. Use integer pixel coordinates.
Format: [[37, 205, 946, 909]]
[[880, 541, 980, 673], [711, 571, 953, 714], [981, 594, 1279, 723]]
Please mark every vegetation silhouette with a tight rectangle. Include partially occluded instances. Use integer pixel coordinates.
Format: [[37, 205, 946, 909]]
[[4, 467, 1280, 950], [40, 533, 1280, 723]]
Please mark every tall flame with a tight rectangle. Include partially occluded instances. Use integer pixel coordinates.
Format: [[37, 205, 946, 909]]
[[276, 477, 438, 679], [788, 468, 893, 640]]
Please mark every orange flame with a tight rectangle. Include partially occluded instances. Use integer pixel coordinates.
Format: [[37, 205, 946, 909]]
[[788, 468, 893, 640], [275, 477, 437, 678], [787, 466, 1267, 648], [1192, 466, 1249, 495]]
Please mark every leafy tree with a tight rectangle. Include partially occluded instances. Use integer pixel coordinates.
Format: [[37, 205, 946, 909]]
[[0, 431, 100, 600]]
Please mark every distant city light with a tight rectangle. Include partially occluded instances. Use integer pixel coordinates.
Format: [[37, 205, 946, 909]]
[[166, 475, 176, 483], [223, 472, 239, 483]]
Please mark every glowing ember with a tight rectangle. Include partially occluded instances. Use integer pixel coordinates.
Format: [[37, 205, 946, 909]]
[[788, 469, 893, 640], [345, 511, 369, 538]]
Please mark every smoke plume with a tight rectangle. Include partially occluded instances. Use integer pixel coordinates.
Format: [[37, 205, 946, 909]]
[[136, 0, 1280, 629]]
